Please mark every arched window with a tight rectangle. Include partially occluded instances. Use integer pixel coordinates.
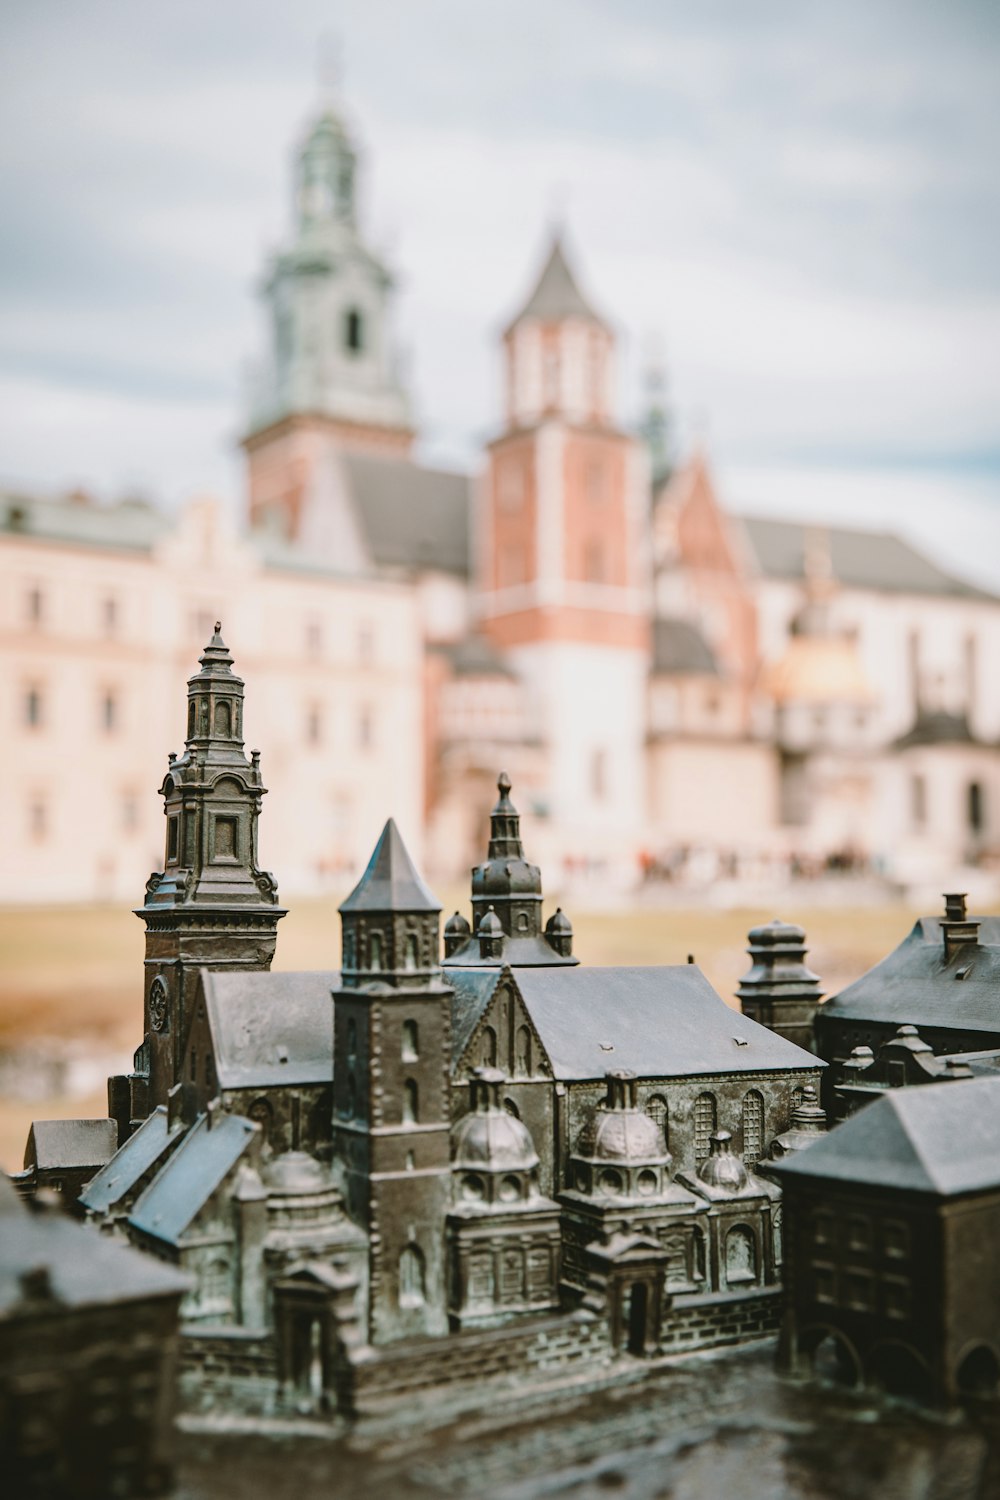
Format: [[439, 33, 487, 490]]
[[968, 781, 985, 833], [725, 1225, 757, 1287], [694, 1093, 716, 1162], [646, 1093, 669, 1149], [402, 1019, 418, 1062], [692, 1226, 706, 1281], [405, 933, 420, 970], [503, 1097, 520, 1120], [481, 1025, 497, 1068], [345, 307, 364, 354], [403, 1078, 419, 1125], [742, 1090, 765, 1167], [369, 930, 383, 970], [187, 700, 196, 738], [515, 1025, 531, 1076], [956, 1344, 1000, 1397], [202, 1254, 231, 1311], [772, 1205, 783, 1269], [399, 1244, 425, 1307], [346, 1074, 357, 1120], [214, 701, 231, 736], [346, 1017, 357, 1063]]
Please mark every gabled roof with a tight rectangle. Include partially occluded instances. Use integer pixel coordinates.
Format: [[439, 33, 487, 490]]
[[738, 515, 996, 602], [25, 1117, 118, 1172], [129, 1112, 257, 1247], [492, 966, 820, 1082], [340, 451, 471, 577], [447, 969, 505, 1067], [771, 1076, 1000, 1197], [506, 236, 608, 332], [0, 1184, 187, 1315], [651, 617, 719, 677], [340, 819, 441, 914], [820, 916, 1000, 1036], [79, 1107, 179, 1215], [201, 969, 338, 1088]]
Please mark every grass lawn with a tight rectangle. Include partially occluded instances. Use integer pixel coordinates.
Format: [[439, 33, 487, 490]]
[[0, 895, 918, 1172]]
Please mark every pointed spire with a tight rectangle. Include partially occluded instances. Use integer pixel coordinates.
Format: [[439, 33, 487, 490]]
[[506, 233, 608, 333], [198, 621, 234, 672], [340, 819, 440, 914], [487, 771, 525, 860]]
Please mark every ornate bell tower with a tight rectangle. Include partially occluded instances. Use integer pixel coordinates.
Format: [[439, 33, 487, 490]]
[[243, 100, 414, 542], [479, 233, 651, 864], [111, 626, 285, 1136], [332, 819, 452, 1344]]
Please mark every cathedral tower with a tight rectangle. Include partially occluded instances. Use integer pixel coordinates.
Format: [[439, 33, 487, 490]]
[[112, 626, 285, 1136], [244, 100, 414, 540], [332, 820, 452, 1343], [478, 234, 651, 862]]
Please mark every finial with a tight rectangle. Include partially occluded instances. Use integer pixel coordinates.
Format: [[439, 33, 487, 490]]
[[498, 770, 511, 796]]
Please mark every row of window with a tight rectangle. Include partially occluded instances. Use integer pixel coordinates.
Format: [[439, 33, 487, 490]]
[[811, 1261, 912, 1320], [23, 789, 141, 843], [813, 1208, 910, 1261], [17, 587, 380, 667]]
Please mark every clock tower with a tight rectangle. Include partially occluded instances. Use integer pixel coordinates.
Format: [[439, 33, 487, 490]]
[[110, 626, 285, 1139]]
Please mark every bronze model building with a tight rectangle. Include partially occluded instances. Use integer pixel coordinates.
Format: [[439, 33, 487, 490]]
[[28, 628, 826, 1419], [773, 1075, 1000, 1405], [0, 1171, 187, 1498]]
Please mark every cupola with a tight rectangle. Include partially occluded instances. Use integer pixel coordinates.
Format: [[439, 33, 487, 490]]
[[451, 1067, 542, 1209], [568, 1070, 672, 1201], [697, 1130, 750, 1195], [444, 773, 577, 969]]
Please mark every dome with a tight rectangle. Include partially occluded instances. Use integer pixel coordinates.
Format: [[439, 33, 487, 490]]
[[576, 1106, 666, 1165], [452, 1066, 539, 1172], [545, 907, 573, 935], [452, 1107, 538, 1173], [478, 906, 503, 937], [698, 1130, 749, 1192], [445, 910, 471, 937], [263, 1150, 331, 1196]]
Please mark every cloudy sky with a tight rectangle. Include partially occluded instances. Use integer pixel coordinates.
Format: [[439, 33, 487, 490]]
[[2, 2, 999, 581]]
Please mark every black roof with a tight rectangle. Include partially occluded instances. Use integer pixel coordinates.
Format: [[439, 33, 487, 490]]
[[79, 1107, 177, 1215], [740, 515, 996, 601], [1, 1180, 187, 1314], [449, 965, 820, 1083], [24, 1117, 118, 1171], [129, 1112, 257, 1247], [341, 452, 471, 577], [771, 1076, 1000, 1197], [340, 819, 441, 915], [201, 969, 337, 1088], [651, 617, 719, 677], [820, 915, 1000, 1037]]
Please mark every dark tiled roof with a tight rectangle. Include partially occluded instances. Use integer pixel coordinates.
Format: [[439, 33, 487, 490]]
[[79, 1107, 177, 1214], [507, 237, 608, 331], [0, 490, 168, 553], [202, 970, 338, 1089], [893, 711, 980, 749], [341, 452, 471, 577], [445, 635, 516, 679], [820, 915, 1000, 1037], [129, 1112, 257, 1247], [510, 966, 820, 1082], [739, 515, 996, 601], [651, 617, 719, 676], [24, 1118, 118, 1171], [770, 1076, 1000, 1196], [340, 819, 441, 914], [446, 969, 504, 1066], [0, 1186, 188, 1314]]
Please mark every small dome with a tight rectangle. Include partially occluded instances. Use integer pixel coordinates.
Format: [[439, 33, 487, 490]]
[[545, 907, 573, 935], [452, 1108, 538, 1173], [478, 906, 503, 937], [576, 1105, 667, 1166], [698, 1130, 749, 1192], [263, 1150, 330, 1195], [445, 910, 471, 937]]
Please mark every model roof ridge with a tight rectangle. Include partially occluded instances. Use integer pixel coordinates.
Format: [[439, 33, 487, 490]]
[[339, 816, 441, 914]]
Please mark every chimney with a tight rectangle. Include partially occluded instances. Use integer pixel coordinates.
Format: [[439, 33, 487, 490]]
[[941, 893, 980, 960]]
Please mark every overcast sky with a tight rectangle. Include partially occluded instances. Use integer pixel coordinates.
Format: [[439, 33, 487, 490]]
[[2, 2, 999, 581]]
